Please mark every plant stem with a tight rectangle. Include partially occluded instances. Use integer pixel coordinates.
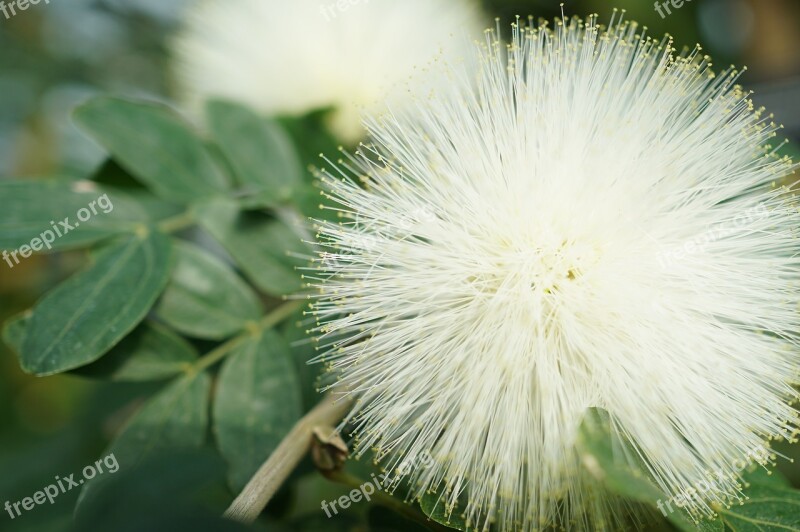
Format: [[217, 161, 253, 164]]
[[224, 392, 354, 523], [157, 210, 196, 233], [189, 299, 303, 374]]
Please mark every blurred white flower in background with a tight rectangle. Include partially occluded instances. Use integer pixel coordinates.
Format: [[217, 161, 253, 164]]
[[171, 0, 484, 142], [310, 13, 800, 531]]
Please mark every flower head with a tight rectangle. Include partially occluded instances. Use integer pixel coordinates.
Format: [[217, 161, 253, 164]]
[[309, 13, 800, 531], [171, 0, 483, 142]]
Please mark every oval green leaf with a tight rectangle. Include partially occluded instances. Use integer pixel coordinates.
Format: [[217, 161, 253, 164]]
[[20, 231, 173, 376], [213, 330, 302, 491], [74, 97, 229, 202], [75, 321, 197, 381], [207, 100, 302, 207], [196, 198, 308, 296], [155, 241, 262, 340], [110, 372, 210, 459], [715, 468, 800, 531], [418, 489, 468, 531]]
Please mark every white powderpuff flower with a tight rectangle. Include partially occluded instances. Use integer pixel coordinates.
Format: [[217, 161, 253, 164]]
[[308, 12, 800, 531], [171, 0, 483, 142]]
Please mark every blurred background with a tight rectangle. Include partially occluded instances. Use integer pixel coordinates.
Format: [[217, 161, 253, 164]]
[[1, 0, 798, 530]]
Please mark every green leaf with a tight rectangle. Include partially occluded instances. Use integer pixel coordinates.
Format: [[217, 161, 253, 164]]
[[155, 241, 262, 340], [576, 408, 721, 532], [0, 179, 163, 252], [714, 469, 800, 531], [213, 330, 302, 491], [577, 409, 668, 503], [369, 506, 430, 532], [196, 198, 308, 296], [280, 307, 325, 413], [75, 321, 197, 381], [19, 231, 173, 376], [207, 100, 302, 207], [76, 373, 211, 513], [418, 489, 467, 531], [278, 111, 342, 222], [74, 97, 229, 202], [696, 518, 725, 532], [110, 372, 210, 459], [741, 465, 791, 488], [91, 159, 186, 219], [278, 109, 340, 173], [9, 314, 196, 382]]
